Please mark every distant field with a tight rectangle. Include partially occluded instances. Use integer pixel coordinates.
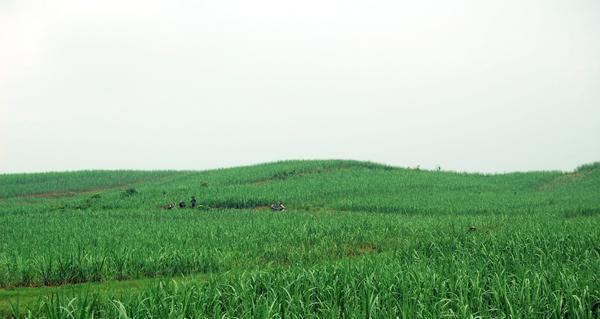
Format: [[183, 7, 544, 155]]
[[0, 160, 598, 318], [0, 170, 176, 199]]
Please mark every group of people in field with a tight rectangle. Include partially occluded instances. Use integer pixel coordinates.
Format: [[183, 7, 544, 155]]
[[164, 196, 197, 210], [163, 196, 286, 212]]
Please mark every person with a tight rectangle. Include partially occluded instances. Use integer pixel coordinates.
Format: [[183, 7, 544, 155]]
[[191, 196, 197, 208], [270, 202, 286, 211], [179, 201, 186, 208]]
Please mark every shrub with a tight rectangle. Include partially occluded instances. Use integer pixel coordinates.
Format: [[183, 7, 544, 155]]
[[122, 188, 138, 197]]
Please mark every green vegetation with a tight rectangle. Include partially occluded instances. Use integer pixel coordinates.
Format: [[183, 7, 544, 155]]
[[0, 160, 598, 318], [0, 171, 175, 199]]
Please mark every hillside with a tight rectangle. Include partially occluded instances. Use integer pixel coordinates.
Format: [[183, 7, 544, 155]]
[[1, 160, 599, 215], [0, 160, 599, 318]]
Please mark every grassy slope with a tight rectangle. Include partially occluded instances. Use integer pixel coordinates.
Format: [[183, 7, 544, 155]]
[[0, 171, 178, 199], [0, 160, 599, 317], [4, 159, 597, 212]]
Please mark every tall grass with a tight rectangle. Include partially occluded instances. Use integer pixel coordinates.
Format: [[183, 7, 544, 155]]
[[16, 250, 599, 318], [0, 171, 175, 199], [0, 160, 598, 317]]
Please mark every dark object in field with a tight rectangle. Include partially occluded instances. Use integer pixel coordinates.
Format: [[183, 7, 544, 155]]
[[122, 188, 138, 197], [179, 201, 186, 208], [468, 225, 477, 232], [563, 207, 600, 218], [191, 196, 197, 208], [270, 202, 286, 211], [161, 203, 174, 210], [592, 300, 600, 317]]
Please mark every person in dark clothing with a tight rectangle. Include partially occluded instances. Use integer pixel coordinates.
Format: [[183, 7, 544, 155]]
[[179, 201, 186, 208], [270, 202, 286, 211], [191, 196, 197, 208]]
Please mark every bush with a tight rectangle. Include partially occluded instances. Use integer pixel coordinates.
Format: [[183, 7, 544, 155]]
[[122, 188, 138, 197]]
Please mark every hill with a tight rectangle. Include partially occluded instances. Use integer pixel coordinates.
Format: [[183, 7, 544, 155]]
[[2, 160, 599, 215], [0, 160, 598, 318]]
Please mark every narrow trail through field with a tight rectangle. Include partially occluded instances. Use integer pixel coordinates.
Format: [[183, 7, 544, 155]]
[[0, 206, 389, 315], [15, 175, 177, 199], [0, 236, 385, 316], [246, 166, 355, 186], [538, 171, 586, 190], [0, 274, 210, 316]]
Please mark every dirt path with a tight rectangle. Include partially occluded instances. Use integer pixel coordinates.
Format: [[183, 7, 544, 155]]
[[15, 175, 177, 199], [0, 273, 210, 316], [0, 240, 384, 316]]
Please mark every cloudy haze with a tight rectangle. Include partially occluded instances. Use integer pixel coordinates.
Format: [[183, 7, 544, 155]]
[[1, 0, 599, 173]]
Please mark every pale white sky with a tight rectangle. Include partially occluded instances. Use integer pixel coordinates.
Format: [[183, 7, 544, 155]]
[[1, 0, 599, 173]]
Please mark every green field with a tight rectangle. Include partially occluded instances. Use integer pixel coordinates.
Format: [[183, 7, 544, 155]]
[[1, 160, 599, 318]]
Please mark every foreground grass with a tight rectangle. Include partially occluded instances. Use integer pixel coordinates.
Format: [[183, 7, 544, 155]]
[[2, 209, 598, 318], [1, 276, 164, 317], [5, 247, 598, 318]]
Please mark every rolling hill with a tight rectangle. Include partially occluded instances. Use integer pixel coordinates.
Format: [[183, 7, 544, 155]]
[[0, 160, 598, 318]]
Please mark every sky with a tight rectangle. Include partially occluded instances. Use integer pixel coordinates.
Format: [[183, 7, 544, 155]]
[[1, 0, 599, 173]]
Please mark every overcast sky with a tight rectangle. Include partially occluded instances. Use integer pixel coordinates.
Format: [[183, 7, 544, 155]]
[[1, 0, 599, 173]]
